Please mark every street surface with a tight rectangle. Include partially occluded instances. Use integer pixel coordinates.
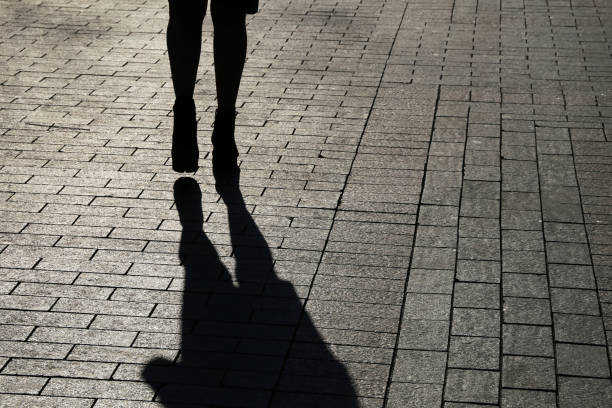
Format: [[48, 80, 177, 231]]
[[0, 0, 611, 406]]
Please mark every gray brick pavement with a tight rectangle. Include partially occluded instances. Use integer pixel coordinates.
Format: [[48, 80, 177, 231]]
[[1, 0, 612, 407]]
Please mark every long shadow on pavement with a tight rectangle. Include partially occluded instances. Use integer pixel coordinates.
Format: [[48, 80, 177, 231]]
[[143, 171, 358, 407]]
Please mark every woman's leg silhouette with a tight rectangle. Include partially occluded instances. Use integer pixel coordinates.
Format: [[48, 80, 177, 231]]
[[211, 3, 247, 113], [167, 1, 205, 172], [167, 0, 247, 172], [211, 2, 247, 169]]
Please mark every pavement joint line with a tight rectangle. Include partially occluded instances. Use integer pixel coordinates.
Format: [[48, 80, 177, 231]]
[[534, 108, 571, 405], [567, 126, 612, 379], [381, 54, 443, 408], [442, 91, 470, 406]]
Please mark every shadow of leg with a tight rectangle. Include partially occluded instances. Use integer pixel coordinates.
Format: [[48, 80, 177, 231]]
[[144, 177, 234, 406]]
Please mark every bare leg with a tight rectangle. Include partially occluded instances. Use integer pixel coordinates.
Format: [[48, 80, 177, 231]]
[[167, 1, 206, 99], [211, 2, 247, 112], [167, 1, 206, 172], [209, 3, 246, 169]]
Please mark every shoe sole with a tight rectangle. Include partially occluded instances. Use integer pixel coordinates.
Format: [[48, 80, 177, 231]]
[[172, 163, 198, 173]]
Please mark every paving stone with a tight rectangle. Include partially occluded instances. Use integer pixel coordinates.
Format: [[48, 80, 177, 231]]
[[443, 403, 486, 408], [398, 319, 449, 351], [388, 382, 442, 408], [462, 181, 500, 200], [502, 230, 544, 252], [393, 350, 447, 384], [550, 288, 600, 315], [403, 293, 451, 321], [41, 378, 159, 400], [502, 273, 548, 298], [407, 269, 454, 294], [458, 238, 500, 261], [546, 242, 592, 265], [464, 165, 499, 182], [422, 186, 461, 206], [501, 210, 542, 230], [4, 359, 116, 379], [502, 144, 536, 161], [411, 247, 457, 270], [537, 127, 568, 141], [68, 345, 176, 364], [465, 151, 499, 167], [452, 308, 500, 337], [502, 324, 554, 357], [444, 369, 499, 404], [93, 401, 165, 408], [456, 260, 500, 283], [460, 198, 500, 219], [502, 251, 546, 274], [29, 327, 137, 347], [502, 356, 556, 390], [0, 325, 33, 341], [415, 226, 457, 248], [544, 222, 587, 243], [553, 313, 606, 345], [549, 264, 596, 289], [501, 192, 540, 211], [503, 297, 551, 325], [459, 217, 499, 239], [558, 377, 612, 408], [419, 205, 459, 226], [448, 336, 499, 370], [556, 344, 610, 378], [453, 283, 499, 309], [0, 395, 94, 408], [501, 389, 556, 408], [0, 375, 47, 395]]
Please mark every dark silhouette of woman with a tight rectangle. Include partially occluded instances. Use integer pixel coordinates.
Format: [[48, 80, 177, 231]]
[[169, 0, 257, 172], [143, 171, 359, 407]]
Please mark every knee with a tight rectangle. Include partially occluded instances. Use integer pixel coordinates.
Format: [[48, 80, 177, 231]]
[[168, 1, 206, 28], [211, 15, 246, 38], [211, 3, 245, 32]]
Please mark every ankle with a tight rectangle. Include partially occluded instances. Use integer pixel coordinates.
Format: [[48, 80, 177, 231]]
[[174, 97, 195, 109], [215, 108, 236, 118], [213, 109, 236, 130]]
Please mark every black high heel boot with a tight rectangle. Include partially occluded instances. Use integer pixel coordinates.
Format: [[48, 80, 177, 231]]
[[211, 109, 238, 171], [171, 98, 199, 173]]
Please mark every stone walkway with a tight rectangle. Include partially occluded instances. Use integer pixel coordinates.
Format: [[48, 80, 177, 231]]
[[1, 0, 611, 407]]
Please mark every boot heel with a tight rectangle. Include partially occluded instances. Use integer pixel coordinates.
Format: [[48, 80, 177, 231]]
[[171, 98, 199, 173], [211, 109, 238, 170]]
